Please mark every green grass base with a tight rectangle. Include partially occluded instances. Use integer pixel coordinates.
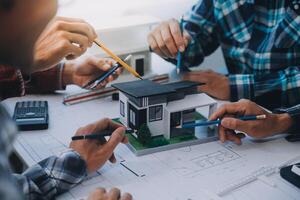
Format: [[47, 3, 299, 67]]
[[126, 133, 197, 151], [112, 117, 200, 151]]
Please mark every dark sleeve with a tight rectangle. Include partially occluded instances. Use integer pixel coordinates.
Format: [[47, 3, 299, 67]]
[[274, 105, 300, 135], [0, 65, 25, 99], [26, 63, 66, 94]]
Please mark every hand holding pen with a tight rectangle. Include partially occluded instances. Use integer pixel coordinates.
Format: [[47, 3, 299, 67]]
[[209, 100, 293, 145], [84, 55, 132, 89], [147, 18, 190, 60], [70, 118, 128, 172]]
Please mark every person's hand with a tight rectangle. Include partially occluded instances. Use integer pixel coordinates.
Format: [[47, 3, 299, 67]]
[[183, 70, 230, 100], [210, 99, 293, 145], [87, 188, 132, 200], [148, 18, 191, 59], [63, 56, 122, 89], [33, 17, 97, 72], [70, 118, 128, 173]]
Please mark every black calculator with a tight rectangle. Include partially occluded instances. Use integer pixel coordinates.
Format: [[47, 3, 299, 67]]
[[13, 101, 49, 131]]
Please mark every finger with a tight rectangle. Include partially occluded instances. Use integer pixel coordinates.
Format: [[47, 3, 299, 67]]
[[92, 118, 121, 132], [198, 85, 210, 93], [103, 75, 115, 86], [109, 153, 117, 163], [82, 57, 112, 76], [148, 34, 166, 58], [62, 32, 89, 50], [218, 126, 227, 143], [154, 29, 173, 58], [122, 136, 129, 144], [226, 131, 242, 145], [183, 31, 191, 47], [221, 118, 251, 133], [182, 72, 209, 83], [87, 188, 106, 200], [209, 103, 245, 121], [107, 127, 126, 147], [58, 21, 96, 45], [64, 42, 86, 60], [86, 57, 109, 72], [98, 127, 126, 157], [111, 72, 120, 81], [55, 16, 86, 23], [169, 19, 185, 52], [121, 193, 133, 200], [161, 24, 179, 57], [56, 17, 98, 38], [108, 188, 121, 200]]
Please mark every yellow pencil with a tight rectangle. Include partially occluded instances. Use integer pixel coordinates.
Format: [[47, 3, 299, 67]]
[[94, 38, 143, 80]]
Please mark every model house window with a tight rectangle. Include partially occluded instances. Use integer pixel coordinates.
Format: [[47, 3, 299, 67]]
[[135, 58, 145, 76], [120, 101, 125, 117], [149, 105, 163, 122], [130, 109, 136, 126]]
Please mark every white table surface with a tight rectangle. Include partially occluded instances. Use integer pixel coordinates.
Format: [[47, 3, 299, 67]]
[[3, 56, 300, 200]]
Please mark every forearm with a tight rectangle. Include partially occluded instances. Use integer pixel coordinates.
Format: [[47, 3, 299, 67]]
[[229, 67, 300, 109], [14, 150, 87, 200], [274, 105, 300, 135], [26, 63, 66, 94]]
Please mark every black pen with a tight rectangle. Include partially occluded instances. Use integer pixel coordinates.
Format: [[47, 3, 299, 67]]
[[72, 129, 133, 141], [83, 55, 132, 89]]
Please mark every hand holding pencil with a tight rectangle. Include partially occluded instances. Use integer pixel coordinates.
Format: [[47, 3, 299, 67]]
[[94, 39, 143, 80], [209, 99, 293, 145], [69, 118, 128, 172]]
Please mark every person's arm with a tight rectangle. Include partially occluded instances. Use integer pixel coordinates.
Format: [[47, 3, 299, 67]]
[[229, 67, 300, 109], [148, 0, 220, 68], [230, 6, 300, 108], [13, 150, 87, 200], [274, 104, 300, 135], [25, 63, 65, 94], [0, 65, 25, 99], [210, 99, 293, 145], [12, 118, 128, 200]]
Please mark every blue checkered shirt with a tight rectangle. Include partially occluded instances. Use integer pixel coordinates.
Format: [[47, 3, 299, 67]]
[[0, 104, 87, 200], [175, 0, 300, 110]]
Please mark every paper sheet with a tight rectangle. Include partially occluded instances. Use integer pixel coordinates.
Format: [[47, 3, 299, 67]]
[[57, 138, 300, 200]]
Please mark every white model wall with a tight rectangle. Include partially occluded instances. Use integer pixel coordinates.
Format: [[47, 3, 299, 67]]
[[119, 92, 129, 127], [147, 103, 168, 138]]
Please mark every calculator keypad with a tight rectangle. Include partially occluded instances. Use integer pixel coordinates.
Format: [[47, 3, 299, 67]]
[[15, 101, 48, 119]]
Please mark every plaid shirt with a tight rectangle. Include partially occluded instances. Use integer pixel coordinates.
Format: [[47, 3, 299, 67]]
[[0, 63, 65, 100], [177, 0, 300, 110], [0, 104, 87, 200]]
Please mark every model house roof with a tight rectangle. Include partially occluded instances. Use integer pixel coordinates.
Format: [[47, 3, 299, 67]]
[[112, 80, 200, 98], [164, 81, 201, 91], [112, 80, 174, 98]]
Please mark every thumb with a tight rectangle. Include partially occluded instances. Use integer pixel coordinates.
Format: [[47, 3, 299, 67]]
[[104, 127, 126, 151], [221, 118, 250, 133]]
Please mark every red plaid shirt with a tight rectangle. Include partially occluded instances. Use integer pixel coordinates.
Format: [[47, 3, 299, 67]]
[[0, 64, 65, 100]]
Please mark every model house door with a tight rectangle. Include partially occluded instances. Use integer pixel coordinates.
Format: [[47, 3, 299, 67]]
[[128, 103, 146, 130], [170, 112, 182, 128]]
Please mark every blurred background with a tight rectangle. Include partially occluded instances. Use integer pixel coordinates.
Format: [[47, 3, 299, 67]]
[[58, 0, 226, 74]]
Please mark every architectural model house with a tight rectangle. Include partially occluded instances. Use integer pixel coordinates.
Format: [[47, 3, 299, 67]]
[[112, 80, 218, 142]]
